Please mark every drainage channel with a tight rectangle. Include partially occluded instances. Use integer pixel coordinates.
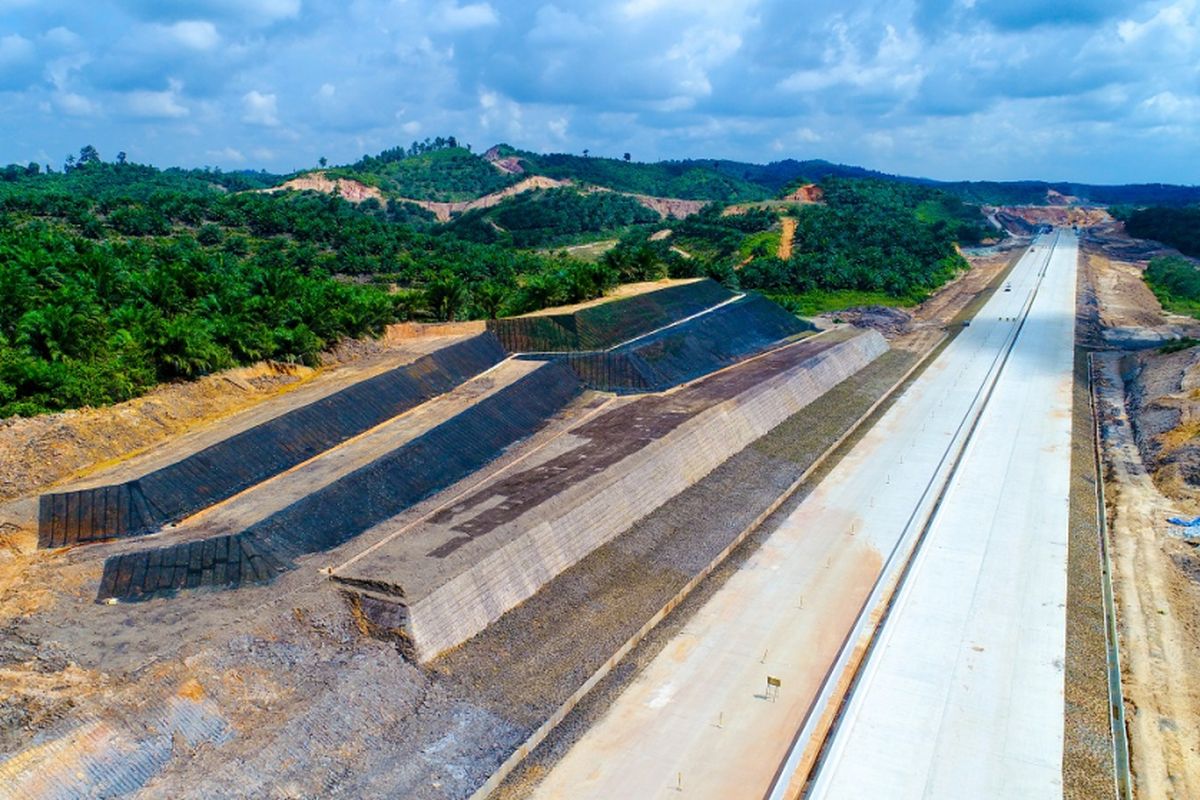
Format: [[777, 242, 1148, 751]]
[[1087, 351, 1135, 800]]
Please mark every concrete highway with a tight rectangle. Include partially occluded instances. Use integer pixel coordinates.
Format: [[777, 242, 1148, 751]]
[[529, 231, 1077, 799], [804, 231, 1076, 798]]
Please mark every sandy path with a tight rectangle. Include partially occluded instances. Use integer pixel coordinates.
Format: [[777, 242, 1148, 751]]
[[778, 216, 796, 260]]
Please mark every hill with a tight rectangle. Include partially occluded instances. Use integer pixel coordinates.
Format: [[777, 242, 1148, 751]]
[[338, 140, 519, 202], [0, 155, 637, 417], [20, 135, 1186, 419]]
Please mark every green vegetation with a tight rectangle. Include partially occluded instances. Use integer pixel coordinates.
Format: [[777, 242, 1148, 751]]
[[0, 150, 638, 416], [500, 147, 770, 202], [766, 290, 912, 317], [0, 221, 399, 417], [0, 141, 997, 418], [596, 179, 982, 311], [1144, 255, 1200, 317], [345, 138, 518, 202], [737, 180, 977, 303], [1123, 206, 1200, 258], [443, 187, 661, 248], [1159, 337, 1200, 355]]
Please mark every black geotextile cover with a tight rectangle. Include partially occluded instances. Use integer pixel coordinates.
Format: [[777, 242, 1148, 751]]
[[41, 333, 507, 549], [486, 279, 733, 353], [564, 293, 815, 393], [96, 360, 584, 602]]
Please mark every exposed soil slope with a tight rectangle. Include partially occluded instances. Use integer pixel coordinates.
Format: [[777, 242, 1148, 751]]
[[412, 176, 570, 221], [484, 146, 526, 175], [1126, 348, 1200, 501], [989, 204, 1111, 233], [784, 183, 824, 203], [778, 216, 797, 259], [261, 172, 385, 204], [262, 171, 709, 224]]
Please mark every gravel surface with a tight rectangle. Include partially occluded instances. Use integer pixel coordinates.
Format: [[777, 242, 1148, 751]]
[[1062, 346, 1116, 799]]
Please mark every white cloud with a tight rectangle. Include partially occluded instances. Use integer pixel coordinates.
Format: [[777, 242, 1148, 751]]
[[248, 0, 301, 22], [53, 91, 98, 117], [779, 23, 923, 97], [1117, 0, 1199, 45], [41, 27, 82, 49], [242, 90, 279, 126], [1139, 90, 1200, 123], [529, 5, 598, 43], [126, 81, 189, 118], [0, 33, 34, 65], [435, 2, 500, 31], [401, 120, 421, 134], [478, 88, 523, 136], [207, 146, 245, 162], [161, 20, 221, 51], [621, 0, 686, 19]]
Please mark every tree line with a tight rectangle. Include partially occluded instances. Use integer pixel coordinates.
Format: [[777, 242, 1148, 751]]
[[1121, 206, 1200, 259]]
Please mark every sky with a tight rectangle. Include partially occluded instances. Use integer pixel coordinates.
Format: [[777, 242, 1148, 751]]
[[1, 0, 1198, 184]]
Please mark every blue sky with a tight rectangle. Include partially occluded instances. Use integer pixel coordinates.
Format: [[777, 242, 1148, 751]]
[[1, 0, 1197, 183]]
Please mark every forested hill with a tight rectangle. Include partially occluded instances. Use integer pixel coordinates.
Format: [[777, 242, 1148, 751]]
[[466, 145, 1200, 207], [1117, 205, 1200, 258], [4, 134, 1165, 420]]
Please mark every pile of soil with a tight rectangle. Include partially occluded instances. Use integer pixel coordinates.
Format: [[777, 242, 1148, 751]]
[[822, 305, 913, 338], [1125, 345, 1200, 501]]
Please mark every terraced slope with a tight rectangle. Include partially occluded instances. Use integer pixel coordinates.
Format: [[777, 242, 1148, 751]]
[[38, 334, 506, 548]]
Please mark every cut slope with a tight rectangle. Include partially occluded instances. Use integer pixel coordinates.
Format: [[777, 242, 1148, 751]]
[[260, 172, 385, 204], [97, 360, 583, 601], [487, 278, 735, 353], [337, 330, 887, 661], [39, 335, 506, 548], [563, 293, 815, 392]]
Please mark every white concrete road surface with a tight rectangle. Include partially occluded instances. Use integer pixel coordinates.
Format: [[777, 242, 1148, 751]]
[[529, 231, 1077, 800], [806, 232, 1076, 798]]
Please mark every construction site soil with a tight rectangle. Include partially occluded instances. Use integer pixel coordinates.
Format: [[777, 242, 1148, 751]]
[[0, 235, 1145, 799], [1077, 223, 1200, 799], [0, 352, 894, 797], [1125, 346, 1200, 500], [1094, 355, 1200, 798]]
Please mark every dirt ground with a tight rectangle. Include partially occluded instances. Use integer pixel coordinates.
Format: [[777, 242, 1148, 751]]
[[261, 172, 385, 204], [1081, 229, 1200, 348], [778, 216, 797, 260], [1081, 222, 1200, 799], [990, 204, 1113, 230], [820, 242, 1024, 352], [1095, 354, 1200, 799]]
